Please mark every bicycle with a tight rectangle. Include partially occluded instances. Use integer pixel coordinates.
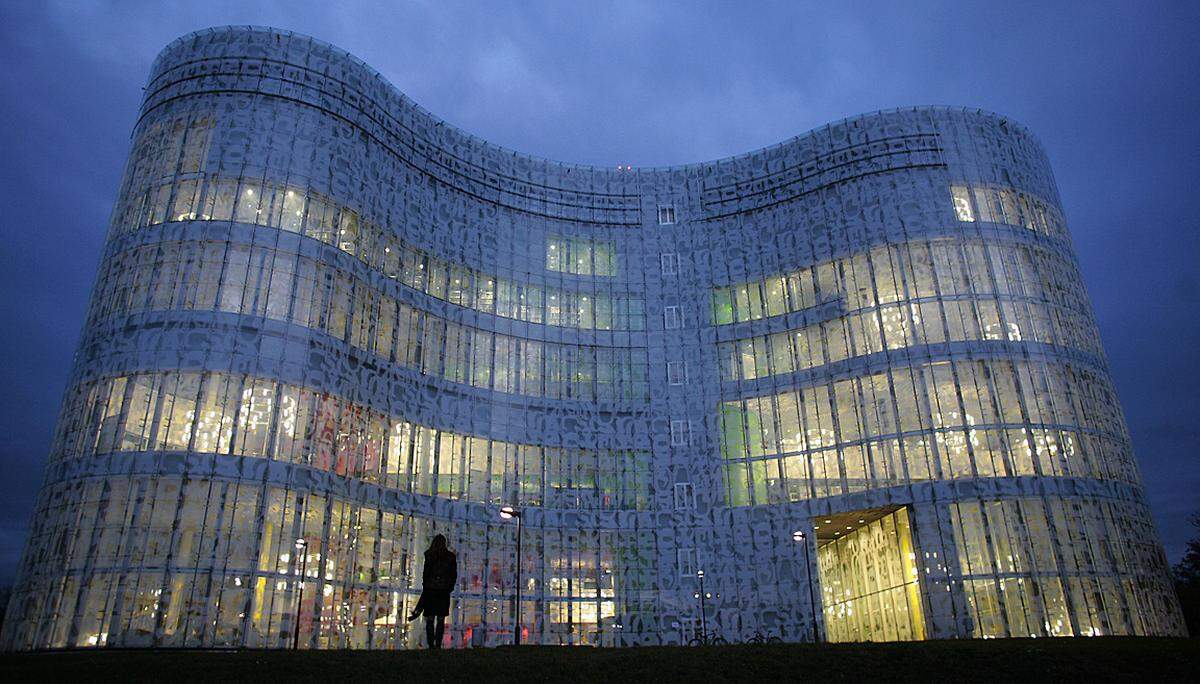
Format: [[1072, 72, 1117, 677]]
[[687, 629, 728, 646], [746, 630, 783, 645]]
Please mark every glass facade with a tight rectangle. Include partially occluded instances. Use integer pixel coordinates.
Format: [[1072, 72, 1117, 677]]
[[110, 172, 647, 332], [948, 496, 1173, 637], [89, 240, 649, 401], [0, 27, 1184, 650], [818, 508, 925, 642]]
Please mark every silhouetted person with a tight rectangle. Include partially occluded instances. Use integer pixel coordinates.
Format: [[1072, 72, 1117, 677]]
[[408, 533, 457, 649]]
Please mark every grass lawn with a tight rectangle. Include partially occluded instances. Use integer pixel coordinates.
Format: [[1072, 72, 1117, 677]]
[[2, 637, 1197, 682]]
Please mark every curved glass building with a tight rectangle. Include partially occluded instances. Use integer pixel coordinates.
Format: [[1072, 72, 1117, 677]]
[[1, 26, 1185, 650]]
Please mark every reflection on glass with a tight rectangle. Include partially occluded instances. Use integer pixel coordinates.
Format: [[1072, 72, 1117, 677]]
[[55, 371, 653, 511], [114, 172, 643, 331]]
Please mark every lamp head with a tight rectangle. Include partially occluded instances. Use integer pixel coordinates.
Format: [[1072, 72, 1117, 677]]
[[793, 530, 806, 542], [499, 506, 521, 520], [696, 569, 704, 579], [295, 538, 308, 549]]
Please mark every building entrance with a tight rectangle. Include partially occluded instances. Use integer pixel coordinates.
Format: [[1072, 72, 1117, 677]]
[[815, 506, 926, 642]]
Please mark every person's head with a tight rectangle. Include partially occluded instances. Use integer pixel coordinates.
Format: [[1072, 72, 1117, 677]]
[[429, 534, 448, 553]]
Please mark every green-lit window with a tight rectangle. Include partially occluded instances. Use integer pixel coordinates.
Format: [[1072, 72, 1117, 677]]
[[712, 287, 734, 325]]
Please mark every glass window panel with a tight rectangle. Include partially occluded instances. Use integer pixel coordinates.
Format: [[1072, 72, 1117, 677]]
[[951, 185, 975, 222], [234, 181, 264, 224], [764, 276, 788, 317], [279, 188, 306, 233]]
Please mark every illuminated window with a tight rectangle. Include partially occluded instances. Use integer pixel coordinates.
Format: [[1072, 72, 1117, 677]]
[[546, 235, 617, 276], [712, 287, 734, 325], [657, 205, 676, 225], [592, 241, 616, 276], [545, 236, 566, 271], [951, 185, 975, 222], [818, 507, 926, 642]]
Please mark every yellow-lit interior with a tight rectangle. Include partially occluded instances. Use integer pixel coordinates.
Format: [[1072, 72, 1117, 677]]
[[818, 508, 926, 642]]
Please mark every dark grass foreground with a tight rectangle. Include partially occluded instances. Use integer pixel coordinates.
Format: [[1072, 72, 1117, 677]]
[[2, 638, 1197, 683]]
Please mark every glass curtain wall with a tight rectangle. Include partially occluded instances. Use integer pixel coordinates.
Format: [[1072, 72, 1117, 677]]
[[817, 508, 925, 642]]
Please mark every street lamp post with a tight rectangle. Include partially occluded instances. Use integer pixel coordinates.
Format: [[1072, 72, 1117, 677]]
[[499, 506, 523, 646], [292, 538, 308, 650], [792, 529, 818, 643], [695, 569, 707, 643]]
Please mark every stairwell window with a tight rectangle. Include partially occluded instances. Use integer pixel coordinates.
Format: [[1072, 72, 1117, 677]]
[[667, 361, 687, 385], [663, 305, 682, 330], [677, 547, 697, 575], [670, 419, 690, 446], [674, 482, 695, 510], [661, 253, 679, 276]]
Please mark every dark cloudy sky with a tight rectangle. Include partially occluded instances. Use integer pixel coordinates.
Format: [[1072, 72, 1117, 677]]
[[0, 1, 1197, 585]]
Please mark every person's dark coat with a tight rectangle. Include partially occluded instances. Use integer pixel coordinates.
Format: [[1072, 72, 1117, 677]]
[[418, 548, 457, 617]]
